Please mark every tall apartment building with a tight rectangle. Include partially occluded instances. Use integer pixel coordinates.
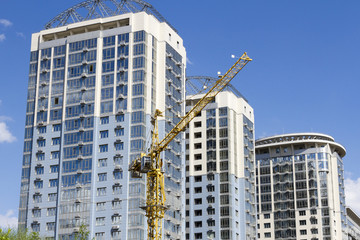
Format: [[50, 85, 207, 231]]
[[255, 133, 347, 240], [346, 207, 360, 240], [19, 1, 186, 239], [185, 83, 256, 240]]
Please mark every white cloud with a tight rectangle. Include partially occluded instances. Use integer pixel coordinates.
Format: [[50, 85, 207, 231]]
[[345, 177, 360, 215], [0, 210, 17, 228], [16, 32, 25, 39], [186, 57, 193, 65], [0, 121, 16, 143], [0, 34, 5, 42], [0, 19, 13, 27]]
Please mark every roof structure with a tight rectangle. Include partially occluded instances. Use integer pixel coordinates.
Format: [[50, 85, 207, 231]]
[[44, 0, 177, 32], [186, 76, 248, 102]]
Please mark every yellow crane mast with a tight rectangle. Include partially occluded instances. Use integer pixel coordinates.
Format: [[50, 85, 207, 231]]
[[129, 52, 252, 240]]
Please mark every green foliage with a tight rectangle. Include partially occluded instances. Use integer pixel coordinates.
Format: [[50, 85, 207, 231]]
[[0, 228, 41, 240], [74, 224, 90, 240]]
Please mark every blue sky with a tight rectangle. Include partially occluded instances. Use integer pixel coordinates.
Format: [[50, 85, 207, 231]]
[[0, 0, 360, 226]]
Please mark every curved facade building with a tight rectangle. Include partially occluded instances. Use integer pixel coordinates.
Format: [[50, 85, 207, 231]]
[[19, 1, 186, 239], [255, 133, 347, 240]]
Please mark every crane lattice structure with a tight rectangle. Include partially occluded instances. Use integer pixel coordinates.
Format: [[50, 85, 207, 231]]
[[129, 53, 252, 240], [44, 0, 177, 32]]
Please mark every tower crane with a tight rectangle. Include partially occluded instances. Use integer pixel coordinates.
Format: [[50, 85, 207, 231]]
[[129, 52, 252, 240]]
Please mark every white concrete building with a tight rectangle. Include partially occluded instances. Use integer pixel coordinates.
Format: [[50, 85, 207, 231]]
[[184, 84, 256, 240], [19, 1, 186, 239], [255, 133, 347, 240], [346, 207, 360, 240]]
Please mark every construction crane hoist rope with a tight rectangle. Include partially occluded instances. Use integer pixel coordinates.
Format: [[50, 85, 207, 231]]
[[129, 52, 252, 240]]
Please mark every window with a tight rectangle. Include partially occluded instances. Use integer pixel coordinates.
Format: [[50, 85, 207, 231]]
[[51, 151, 59, 159], [47, 208, 56, 216], [100, 130, 108, 138], [194, 210, 202, 216], [264, 214, 270, 219], [96, 217, 105, 226], [98, 159, 107, 167], [194, 154, 202, 160], [115, 142, 124, 151], [300, 230, 307, 235], [116, 114, 124, 122], [32, 209, 41, 218], [37, 139, 46, 147], [194, 187, 202, 193], [38, 126, 46, 134], [113, 185, 122, 194], [115, 128, 124, 136], [194, 221, 202, 228], [52, 137, 60, 145], [33, 194, 42, 203], [194, 121, 201, 128], [35, 166, 44, 175], [112, 200, 121, 209], [194, 176, 202, 182], [194, 198, 202, 205], [114, 156, 123, 165], [300, 220, 306, 225], [113, 170, 123, 180], [47, 194, 57, 203], [98, 173, 107, 182], [299, 210, 306, 216], [50, 165, 59, 173], [100, 116, 109, 124], [99, 144, 108, 152], [97, 187, 106, 196], [96, 202, 106, 211], [95, 232, 105, 240], [194, 165, 202, 171], [194, 132, 202, 138], [49, 179, 58, 187], [264, 223, 271, 228], [46, 222, 55, 231], [264, 232, 271, 238], [112, 215, 121, 224], [34, 180, 43, 189]]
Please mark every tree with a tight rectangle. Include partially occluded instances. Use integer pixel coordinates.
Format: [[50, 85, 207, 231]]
[[0, 228, 40, 240], [74, 224, 90, 240]]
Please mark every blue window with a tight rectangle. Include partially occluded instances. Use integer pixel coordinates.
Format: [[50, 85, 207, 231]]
[[113, 170, 123, 180], [98, 173, 107, 182], [38, 126, 46, 134], [133, 43, 145, 56], [132, 97, 144, 110], [101, 101, 113, 114], [219, 118, 228, 127], [37, 153, 45, 161], [24, 140, 33, 152], [100, 130, 109, 139], [100, 117, 109, 125], [99, 144, 108, 153], [115, 142, 124, 151], [102, 60, 114, 72], [131, 111, 144, 123], [103, 48, 115, 60], [116, 114, 124, 122], [49, 179, 58, 188], [132, 84, 144, 96], [219, 107, 228, 116], [133, 57, 145, 69], [133, 70, 145, 82], [118, 33, 129, 43], [130, 139, 144, 151], [52, 138, 61, 145], [98, 159, 107, 167], [134, 31, 145, 42], [101, 88, 113, 100], [51, 151, 59, 159], [53, 124, 61, 132], [102, 74, 114, 86], [103, 36, 115, 47], [115, 128, 124, 137], [207, 118, 216, 128], [38, 139, 46, 147], [207, 109, 216, 117], [35, 166, 44, 175], [34, 180, 43, 189], [131, 125, 145, 138], [50, 165, 59, 173]]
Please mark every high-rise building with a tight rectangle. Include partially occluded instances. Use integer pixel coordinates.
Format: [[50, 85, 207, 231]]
[[18, 1, 186, 239], [346, 207, 360, 240], [255, 133, 347, 240], [184, 79, 256, 240]]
